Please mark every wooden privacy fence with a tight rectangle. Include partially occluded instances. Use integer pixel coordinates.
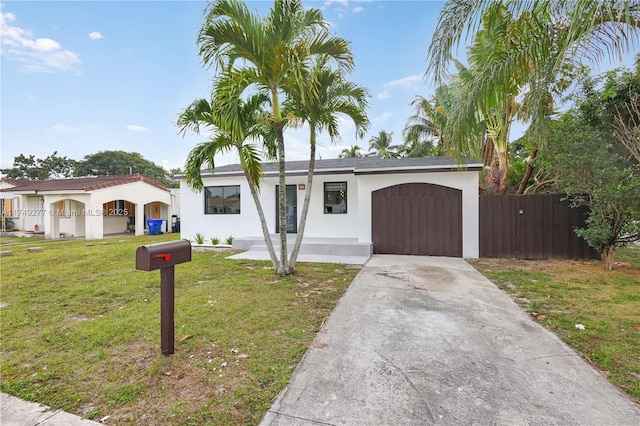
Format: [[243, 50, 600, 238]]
[[479, 194, 599, 260]]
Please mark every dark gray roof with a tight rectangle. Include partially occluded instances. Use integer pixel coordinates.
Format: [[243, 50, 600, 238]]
[[201, 156, 482, 177]]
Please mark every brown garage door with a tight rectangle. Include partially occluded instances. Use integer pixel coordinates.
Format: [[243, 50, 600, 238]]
[[372, 183, 462, 256]]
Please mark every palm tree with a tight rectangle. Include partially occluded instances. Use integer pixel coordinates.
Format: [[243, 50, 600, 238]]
[[198, 0, 354, 275], [427, 0, 640, 193], [284, 57, 369, 269], [428, 4, 539, 194], [368, 130, 399, 159], [339, 145, 364, 158], [458, 7, 524, 194], [399, 136, 437, 158], [176, 88, 281, 268], [428, 0, 639, 86], [403, 96, 439, 149], [402, 85, 456, 156]]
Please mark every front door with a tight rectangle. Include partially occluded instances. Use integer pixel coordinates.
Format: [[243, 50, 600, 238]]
[[150, 202, 161, 219], [275, 185, 297, 233]]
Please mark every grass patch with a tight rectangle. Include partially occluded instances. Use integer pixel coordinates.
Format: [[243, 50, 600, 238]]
[[469, 246, 640, 401], [0, 234, 360, 424]]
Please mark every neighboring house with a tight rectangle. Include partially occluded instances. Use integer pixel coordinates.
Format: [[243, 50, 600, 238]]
[[0, 174, 176, 240], [180, 157, 482, 258], [1, 178, 23, 232]]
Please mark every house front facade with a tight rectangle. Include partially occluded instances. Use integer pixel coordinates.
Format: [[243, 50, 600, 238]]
[[1, 174, 176, 240], [180, 157, 482, 258]]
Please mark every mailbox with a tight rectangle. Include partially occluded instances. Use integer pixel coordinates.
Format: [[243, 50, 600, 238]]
[[135, 239, 191, 356], [136, 239, 191, 271]]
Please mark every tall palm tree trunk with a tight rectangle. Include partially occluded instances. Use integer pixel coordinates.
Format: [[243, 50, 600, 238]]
[[244, 170, 279, 269], [275, 120, 289, 275], [271, 89, 290, 275], [289, 127, 316, 268]]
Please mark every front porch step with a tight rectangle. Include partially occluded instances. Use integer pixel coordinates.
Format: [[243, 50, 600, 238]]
[[233, 236, 372, 257]]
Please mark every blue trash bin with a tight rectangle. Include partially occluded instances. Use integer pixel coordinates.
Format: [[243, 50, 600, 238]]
[[147, 219, 162, 235]]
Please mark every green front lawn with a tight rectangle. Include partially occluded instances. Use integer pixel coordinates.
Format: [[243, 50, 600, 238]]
[[469, 246, 640, 401], [0, 234, 360, 424]]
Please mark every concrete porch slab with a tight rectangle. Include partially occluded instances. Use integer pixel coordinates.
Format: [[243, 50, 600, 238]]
[[226, 250, 370, 265]]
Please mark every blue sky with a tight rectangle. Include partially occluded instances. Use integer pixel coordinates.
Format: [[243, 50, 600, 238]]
[[1, 0, 445, 172], [1, 1, 636, 173]]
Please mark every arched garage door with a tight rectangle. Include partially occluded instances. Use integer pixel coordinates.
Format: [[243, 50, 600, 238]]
[[372, 183, 462, 256]]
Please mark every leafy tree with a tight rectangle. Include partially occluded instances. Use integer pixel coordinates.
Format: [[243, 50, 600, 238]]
[[1, 151, 76, 180], [197, 0, 354, 275], [368, 130, 399, 159], [576, 55, 640, 162], [578, 58, 640, 135], [76, 151, 175, 187], [543, 111, 640, 270], [614, 91, 640, 163], [339, 145, 364, 158], [283, 57, 369, 269]]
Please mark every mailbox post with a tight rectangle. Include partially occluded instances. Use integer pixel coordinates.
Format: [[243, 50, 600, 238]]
[[136, 239, 191, 355]]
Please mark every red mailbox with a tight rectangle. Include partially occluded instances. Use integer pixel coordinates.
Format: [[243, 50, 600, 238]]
[[136, 239, 191, 355]]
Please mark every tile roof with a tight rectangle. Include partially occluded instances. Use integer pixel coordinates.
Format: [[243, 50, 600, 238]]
[[1, 174, 170, 193], [198, 156, 482, 176], [0, 178, 28, 187]]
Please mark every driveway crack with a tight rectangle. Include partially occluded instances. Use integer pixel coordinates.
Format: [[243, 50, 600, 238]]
[[374, 350, 436, 423]]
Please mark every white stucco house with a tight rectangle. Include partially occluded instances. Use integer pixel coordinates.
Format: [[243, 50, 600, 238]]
[[0, 174, 177, 240], [180, 157, 482, 259]]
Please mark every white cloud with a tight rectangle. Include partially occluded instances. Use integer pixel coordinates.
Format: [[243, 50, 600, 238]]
[[126, 125, 150, 132], [89, 32, 104, 40], [50, 124, 85, 134], [322, 0, 367, 18], [377, 74, 424, 100], [372, 111, 393, 126], [161, 159, 186, 171], [0, 11, 82, 74], [323, 0, 348, 7]]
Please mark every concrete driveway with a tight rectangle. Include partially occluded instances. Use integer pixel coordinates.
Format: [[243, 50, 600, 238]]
[[260, 255, 640, 425]]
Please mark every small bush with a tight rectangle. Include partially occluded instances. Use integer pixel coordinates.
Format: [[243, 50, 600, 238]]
[[225, 235, 233, 245], [193, 233, 205, 245], [211, 237, 220, 245]]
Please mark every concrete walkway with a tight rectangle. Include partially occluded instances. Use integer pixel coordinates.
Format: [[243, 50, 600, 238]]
[[260, 255, 640, 425], [0, 393, 101, 426]]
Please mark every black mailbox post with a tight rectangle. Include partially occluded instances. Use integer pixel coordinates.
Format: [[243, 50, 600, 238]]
[[136, 239, 191, 355]]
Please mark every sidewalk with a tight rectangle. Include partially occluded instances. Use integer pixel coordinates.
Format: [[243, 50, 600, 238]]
[[0, 393, 101, 426]]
